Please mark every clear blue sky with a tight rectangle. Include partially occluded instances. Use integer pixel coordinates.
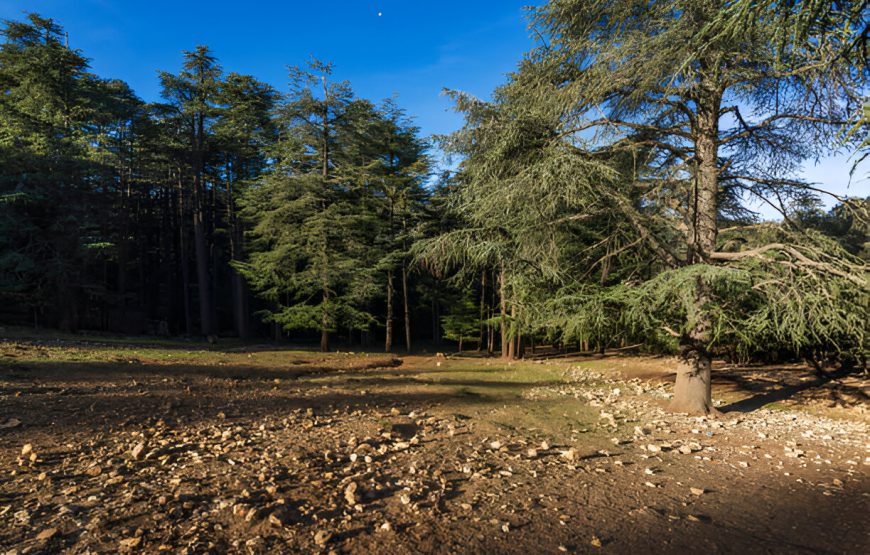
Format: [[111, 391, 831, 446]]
[[0, 0, 864, 213], [0, 0, 533, 139]]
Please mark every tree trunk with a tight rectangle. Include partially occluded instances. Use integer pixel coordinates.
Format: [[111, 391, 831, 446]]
[[672, 341, 715, 414], [319, 80, 331, 354], [385, 269, 394, 352], [320, 316, 330, 352], [671, 79, 721, 415], [402, 263, 411, 353], [177, 172, 193, 335], [478, 270, 486, 352], [506, 303, 517, 360], [499, 265, 508, 359], [227, 160, 250, 339], [488, 271, 495, 355], [191, 107, 213, 337], [192, 201, 213, 336]]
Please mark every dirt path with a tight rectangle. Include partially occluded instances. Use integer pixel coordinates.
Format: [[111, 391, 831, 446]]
[[0, 342, 867, 554]]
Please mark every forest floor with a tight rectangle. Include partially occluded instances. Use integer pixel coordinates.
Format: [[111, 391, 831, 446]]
[[0, 333, 867, 554]]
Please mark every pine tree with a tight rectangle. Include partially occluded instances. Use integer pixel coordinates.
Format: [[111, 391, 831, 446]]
[[370, 99, 429, 352], [159, 46, 223, 337], [213, 73, 278, 338], [438, 0, 867, 412], [238, 61, 379, 351]]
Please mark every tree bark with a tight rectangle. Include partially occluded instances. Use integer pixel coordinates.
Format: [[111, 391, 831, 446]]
[[478, 270, 486, 352], [506, 303, 517, 360], [192, 108, 214, 337], [671, 78, 721, 415], [192, 198, 213, 336], [177, 171, 193, 335], [226, 158, 250, 339], [320, 295, 330, 352], [402, 262, 412, 353], [499, 265, 508, 359], [385, 269, 394, 352], [318, 78, 331, 353]]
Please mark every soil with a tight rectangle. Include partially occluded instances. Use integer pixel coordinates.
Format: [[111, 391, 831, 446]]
[[0, 337, 867, 554]]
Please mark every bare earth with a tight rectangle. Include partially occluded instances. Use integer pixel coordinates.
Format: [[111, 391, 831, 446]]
[[0, 337, 867, 554]]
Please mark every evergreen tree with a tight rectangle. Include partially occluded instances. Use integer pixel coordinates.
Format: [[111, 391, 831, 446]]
[[212, 73, 278, 338], [437, 0, 867, 412], [238, 61, 379, 351], [159, 45, 223, 337], [370, 99, 430, 352]]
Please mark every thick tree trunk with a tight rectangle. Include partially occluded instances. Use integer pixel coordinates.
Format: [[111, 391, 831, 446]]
[[385, 269, 394, 352], [672, 342, 715, 414], [671, 79, 721, 415]]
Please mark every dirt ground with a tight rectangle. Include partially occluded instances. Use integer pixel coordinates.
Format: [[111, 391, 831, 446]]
[[0, 335, 867, 554]]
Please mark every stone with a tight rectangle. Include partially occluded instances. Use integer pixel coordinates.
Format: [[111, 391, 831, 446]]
[[36, 528, 57, 541], [119, 537, 142, 548], [314, 530, 332, 546], [131, 442, 146, 460], [20, 444, 32, 457], [345, 482, 359, 505], [690, 487, 705, 496]]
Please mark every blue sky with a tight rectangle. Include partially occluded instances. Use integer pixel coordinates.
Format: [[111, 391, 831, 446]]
[[0, 0, 532, 138], [0, 0, 864, 212]]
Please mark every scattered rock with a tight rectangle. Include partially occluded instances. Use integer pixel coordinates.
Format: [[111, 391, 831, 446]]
[[345, 482, 359, 505], [131, 442, 146, 460], [35, 528, 57, 541], [0, 418, 21, 429], [119, 537, 142, 548], [314, 530, 332, 546]]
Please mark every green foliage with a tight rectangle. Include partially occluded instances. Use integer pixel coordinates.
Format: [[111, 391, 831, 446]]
[[441, 291, 480, 349]]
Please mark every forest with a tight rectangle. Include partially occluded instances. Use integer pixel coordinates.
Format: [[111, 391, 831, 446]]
[[0, 2, 868, 553], [2, 4, 867, 413]]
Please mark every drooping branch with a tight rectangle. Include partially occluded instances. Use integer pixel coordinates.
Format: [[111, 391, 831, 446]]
[[711, 243, 869, 288]]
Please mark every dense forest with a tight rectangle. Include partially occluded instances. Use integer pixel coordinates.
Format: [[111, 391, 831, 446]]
[[0, 3, 867, 412]]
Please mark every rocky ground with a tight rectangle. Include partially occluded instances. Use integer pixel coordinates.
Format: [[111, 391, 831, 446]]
[[0, 338, 867, 554]]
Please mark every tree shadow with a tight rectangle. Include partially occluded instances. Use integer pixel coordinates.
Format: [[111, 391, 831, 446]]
[[716, 366, 867, 413], [0, 358, 558, 436]]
